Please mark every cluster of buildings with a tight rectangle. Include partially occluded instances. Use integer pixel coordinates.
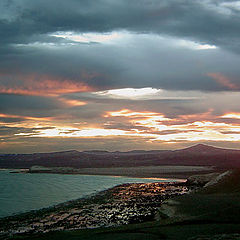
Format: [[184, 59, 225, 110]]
[[0, 182, 188, 238]]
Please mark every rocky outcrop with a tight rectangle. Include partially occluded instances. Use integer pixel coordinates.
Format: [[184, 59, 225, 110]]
[[204, 171, 231, 188], [157, 171, 233, 221], [186, 172, 220, 187], [156, 199, 180, 220]]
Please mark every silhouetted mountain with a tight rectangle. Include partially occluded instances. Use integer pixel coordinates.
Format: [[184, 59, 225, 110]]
[[83, 150, 110, 154], [178, 144, 239, 154], [178, 144, 221, 152], [1, 144, 240, 169]]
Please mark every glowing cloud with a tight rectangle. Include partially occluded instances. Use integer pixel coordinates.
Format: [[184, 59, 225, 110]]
[[58, 98, 86, 107], [6, 107, 240, 145], [51, 31, 123, 44], [0, 113, 53, 121], [11, 113, 240, 143], [15, 127, 132, 138], [0, 73, 92, 96], [221, 113, 240, 119], [96, 88, 161, 99], [105, 109, 160, 118], [91, 88, 203, 101], [104, 109, 240, 142], [207, 73, 240, 90]]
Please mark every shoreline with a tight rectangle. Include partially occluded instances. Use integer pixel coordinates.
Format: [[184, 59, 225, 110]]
[[9, 165, 214, 180], [0, 180, 188, 238], [2, 167, 187, 181], [0, 176, 185, 220], [28, 172, 186, 182]]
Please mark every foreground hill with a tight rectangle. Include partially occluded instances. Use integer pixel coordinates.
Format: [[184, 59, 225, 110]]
[[1, 144, 240, 170]]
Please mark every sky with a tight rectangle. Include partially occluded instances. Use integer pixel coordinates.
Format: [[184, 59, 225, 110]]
[[1, 0, 240, 153]]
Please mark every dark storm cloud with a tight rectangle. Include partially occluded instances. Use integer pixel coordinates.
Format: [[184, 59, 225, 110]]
[[1, 0, 240, 92], [2, 41, 240, 92], [0, 93, 64, 117], [0, 94, 59, 110], [2, 0, 240, 153], [1, 0, 240, 50]]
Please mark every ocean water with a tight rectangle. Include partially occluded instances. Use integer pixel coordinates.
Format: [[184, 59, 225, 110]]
[[0, 170, 176, 218]]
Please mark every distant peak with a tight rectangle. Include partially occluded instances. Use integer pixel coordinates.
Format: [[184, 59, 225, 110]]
[[193, 143, 212, 149], [180, 144, 221, 152], [195, 144, 206, 147]]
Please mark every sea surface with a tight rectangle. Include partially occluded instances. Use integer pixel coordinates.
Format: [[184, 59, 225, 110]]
[[0, 170, 177, 218]]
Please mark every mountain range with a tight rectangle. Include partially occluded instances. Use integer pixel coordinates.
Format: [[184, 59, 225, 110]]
[[1, 144, 240, 169]]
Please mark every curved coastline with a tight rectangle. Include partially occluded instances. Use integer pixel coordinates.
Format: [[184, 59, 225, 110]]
[[15, 164, 211, 180], [0, 179, 188, 238], [0, 170, 185, 219]]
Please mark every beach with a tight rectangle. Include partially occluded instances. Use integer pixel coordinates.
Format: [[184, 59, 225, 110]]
[[27, 165, 214, 179]]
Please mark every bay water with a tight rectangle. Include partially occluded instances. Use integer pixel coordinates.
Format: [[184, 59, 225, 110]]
[[0, 170, 176, 218]]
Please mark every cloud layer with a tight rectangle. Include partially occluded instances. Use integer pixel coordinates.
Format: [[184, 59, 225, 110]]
[[1, 0, 240, 152]]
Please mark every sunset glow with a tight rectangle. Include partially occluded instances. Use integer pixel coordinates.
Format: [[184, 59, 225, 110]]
[[96, 88, 161, 99], [2, 0, 240, 153], [6, 107, 240, 146], [221, 113, 240, 119], [0, 73, 92, 96], [105, 109, 160, 118]]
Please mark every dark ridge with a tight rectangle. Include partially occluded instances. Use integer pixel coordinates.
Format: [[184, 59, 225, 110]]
[[83, 150, 109, 153], [1, 144, 240, 169], [177, 144, 240, 153], [178, 144, 223, 152]]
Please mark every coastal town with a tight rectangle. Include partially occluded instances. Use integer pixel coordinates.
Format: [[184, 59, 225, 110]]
[[0, 181, 188, 238]]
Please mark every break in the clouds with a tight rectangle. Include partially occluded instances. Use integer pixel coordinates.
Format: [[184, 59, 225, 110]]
[[1, 0, 240, 152]]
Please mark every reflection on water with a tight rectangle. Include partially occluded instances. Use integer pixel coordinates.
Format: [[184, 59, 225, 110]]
[[0, 170, 176, 218]]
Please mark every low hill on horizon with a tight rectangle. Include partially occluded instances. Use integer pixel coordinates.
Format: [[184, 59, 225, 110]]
[[1, 144, 240, 169]]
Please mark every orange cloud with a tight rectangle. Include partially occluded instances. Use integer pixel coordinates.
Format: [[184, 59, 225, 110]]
[[220, 112, 240, 119], [176, 110, 214, 124], [21, 128, 132, 138], [207, 72, 240, 90], [0, 113, 53, 121], [13, 118, 240, 143], [100, 108, 240, 142], [4, 107, 240, 144], [104, 109, 160, 118], [58, 98, 87, 107], [0, 73, 93, 96]]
